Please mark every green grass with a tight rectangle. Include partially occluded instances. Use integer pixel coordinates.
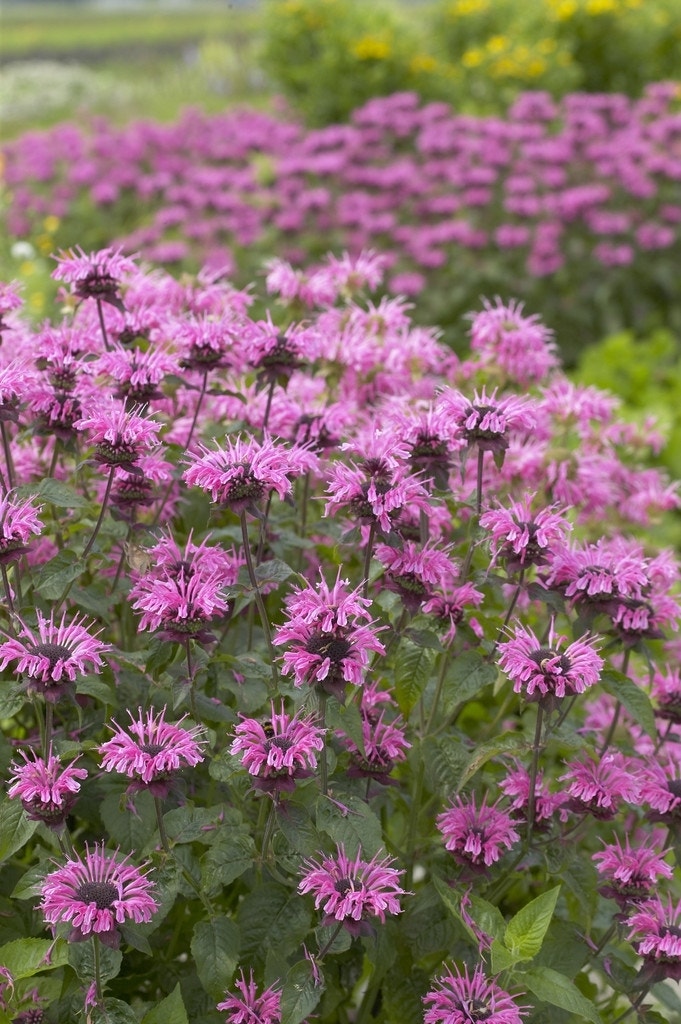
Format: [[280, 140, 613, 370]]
[[1, 3, 261, 58]]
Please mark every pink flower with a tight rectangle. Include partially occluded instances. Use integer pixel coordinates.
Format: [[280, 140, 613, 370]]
[[0, 611, 110, 702], [342, 705, 410, 785], [298, 845, 406, 935], [375, 540, 459, 614], [497, 621, 602, 707], [437, 794, 520, 871], [230, 702, 325, 795], [99, 706, 206, 797], [637, 758, 681, 822], [176, 314, 236, 372], [217, 969, 282, 1024], [438, 386, 536, 456], [424, 963, 528, 1024], [52, 246, 137, 309], [627, 896, 681, 981], [0, 490, 43, 564], [283, 569, 376, 632], [184, 434, 317, 514], [74, 398, 162, 467], [559, 753, 640, 819], [96, 342, 179, 403], [130, 568, 229, 643], [479, 494, 571, 573], [422, 581, 485, 646], [499, 761, 567, 827], [593, 832, 673, 909], [40, 842, 157, 947], [8, 747, 87, 828], [468, 297, 559, 386], [324, 461, 431, 536]]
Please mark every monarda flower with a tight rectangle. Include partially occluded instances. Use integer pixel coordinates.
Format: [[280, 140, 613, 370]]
[[40, 842, 157, 948], [437, 794, 520, 872], [637, 758, 681, 823], [479, 494, 571, 574], [0, 611, 110, 702], [0, 359, 35, 423], [375, 540, 459, 614], [8, 747, 87, 828], [0, 490, 43, 565], [559, 753, 640, 820], [467, 296, 559, 387], [592, 832, 673, 909], [230, 703, 325, 795], [176, 313, 236, 371], [497, 621, 602, 709], [298, 844, 407, 937], [324, 462, 431, 537], [422, 581, 485, 646], [96, 342, 179, 404], [437, 385, 536, 459], [342, 707, 410, 786], [499, 761, 567, 828], [627, 896, 681, 982], [217, 969, 282, 1024], [184, 434, 317, 515], [130, 568, 229, 643], [424, 963, 528, 1024], [51, 246, 137, 311], [98, 706, 206, 797], [74, 398, 162, 468]]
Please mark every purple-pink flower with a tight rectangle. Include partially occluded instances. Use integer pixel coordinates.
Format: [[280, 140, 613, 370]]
[[593, 832, 673, 909], [98, 706, 206, 797], [8, 747, 87, 828], [40, 842, 157, 947], [438, 386, 536, 456], [467, 297, 559, 387], [298, 844, 406, 935], [52, 246, 137, 309], [0, 490, 43, 564], [74, 398, 162, 467], [217, 969, 282, 1024], [230, 703, 325, 795], [627, 896, 681, 981], [424, 963, 528, 1024], [559, 753, 640, 819], [0, 611, 110, 701], [375, 540, 459, 614], [479, 494, 571, 573], [497, 621, 602, 707], [437, 794, 520, 871]]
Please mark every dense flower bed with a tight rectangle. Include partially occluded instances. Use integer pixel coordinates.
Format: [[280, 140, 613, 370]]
[[0, 248, 679, 1022], [4, 84, 681, 361]]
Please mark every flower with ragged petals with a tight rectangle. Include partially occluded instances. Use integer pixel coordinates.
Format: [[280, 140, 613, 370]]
[[479, 494, 571, 573], [375, 540, 459, 614], [422, 581, 485, 646], [0, 280, 22, 337], [651, 664, 681, 724], [467, 296, 559, 387], [342, 705, 410, 786], [8, 746, 87, 828], [559, 753, 640, 819], [637, 757, 681, 823], [217, 969, 282, 1024], [96, 342, 179, 404], [0, 611, 110, 702], [284, 569, 376, 632], [52, 246, 137, 310], [627, 896, 681, 982], [424, 962, 528, 1024], [184, 434, 317, 514], [176, 314, 236, 372], [130, 568, 229, 643], [497, 621, 602, 709], [437, 794, 520, 871], [499, 761, 567, 828], [0, 490, 43, 565], [230, 702, 324, 795], [98, 706, 206, 797], [0, 359, 35, 422], [298, 844, 406, 936], [438, 385, 536, 457], [593, 832, 673, 909], [40, 842, 157, 947], [74, 398, 162, 468]]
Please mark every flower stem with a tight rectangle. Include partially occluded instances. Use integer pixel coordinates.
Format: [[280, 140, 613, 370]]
[[424, 650, 451, 735], [185, 369, 209, 452], [92, 934, 104, 1003], [185, 638, 197, 719], [316, 920, 345, 961], [526, 703, 544, 848], [1, 422, 15, 490], [318, 689, 328, 797], [474, 446, 485, 517], [611, 989, 649, 1024], [260, 798, 278, 864], [262, 378, 276, 435], [362, 522, 376, 601], [44, 701, 54, 759], [95, 298, 111, 352], [154, 796, 172, 855], [240, 511, 276, 692], [1, 564, 16, 625], [155, 794, 216, 917], [82, 464, 116, 559]]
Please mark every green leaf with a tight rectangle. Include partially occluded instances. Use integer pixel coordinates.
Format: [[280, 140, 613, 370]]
[[34, 550, 83, 600], [163, 804, 227, 844], [315, 792, 383, 858], [601, 668, 657, 740], [505, 885, 560, 960], [100, 790, 157, 851], [457, 733, 528, 791], [201, 832, 256, 892], [254, 558, 294, 586], [280, 960, 324, 1024], [0, 937, 69, 978], [432, 875, 505, 947], [394, 640, 435, 715], [522, 966, 603, 1023], [140, 983, 189, 1024], [325, 698, 365, 757], [76, 673, 116, 705], [276, 803, 322, 858], [490, 939, 521, 973], [89, 999, 138, 1024], [0, 683, 26, 718], [238, 883, 311, 965], [190, 917, 240, 999], [33, 477, 90, 508], [421, 735, 470, 791], [441, 650, 498, 715], [0, 797, 38, 863], [69, 943, 122, 985]]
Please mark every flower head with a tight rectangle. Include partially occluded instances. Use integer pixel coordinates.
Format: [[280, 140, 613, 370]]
[[298, 844, 406, 936], [230, 703, 325, 795], [479, 494, 571, 573], [375, 540, 459, 614], [8, 747, 87, 828], [422, 581, 485, 646], [468, 297, 559, 387], [40, 842, 157, 947], [424, 963, 528, 1024], [438, 386, 535, 457], [559, 753, 640, 819], [437, 794, 520, 871], [499, 761, 567, 828], [593, 832, 673, 909], [497, 621, 602, 709], [0, 611, 110, 702], [74, 398, 161, 467], [52, 246, 137, 310], [217, 969, 282, 1024], [627, 896, 681, 982], [130, 568, 229, 643], [0, 490, 43, 565], [99, 706, 206, 797]]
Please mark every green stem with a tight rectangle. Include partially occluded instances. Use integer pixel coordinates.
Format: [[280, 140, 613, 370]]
[[262, 378, 276, 435], [82, 464, 116, 559], [154, 796, 172, 855], [526, 703, 544, 848], [318, 689, 328, 797], [44, 701, 54, 760], [485, 848, 526, 904], [611, 989, 649, 1024], [1, 564, 16, 625], [92, 934, 104, 1003], [591, 922, 617, 957], [260, 798, 278, 864], [1, 421, 15, 490], [362, 522, 377, 601], [155, 795, 215, 916], [405, 756, 425, 890], [240, 511, 277, 693], [95, 298, 111, 351], [474, 446, 485, 518], [424, 650, 451, 735], [316, 920, 345, 961], [185, 368, 209, 452]]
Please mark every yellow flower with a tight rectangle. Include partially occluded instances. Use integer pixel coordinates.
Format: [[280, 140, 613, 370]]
[[462, 47, 484, 68], [42, 215, 60, 234], [352, 35, 391, 61], [585, 0, 616, 15], [486, 35, 508, 55], [525, 58, 547, 77], [554, 0, 578, 19], [449, 0, 489, 16], [410, 53, 438, 74]]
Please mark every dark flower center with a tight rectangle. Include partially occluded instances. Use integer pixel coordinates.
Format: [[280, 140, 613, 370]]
[[530, 647, 572, 675], [140, 743, 165, 756], [305, 633, 353, 662], [266, 737, 293, 753], [335, 877, 353, 896], [31, 642, 72, 669], [662, 925, 681, 939], [76, 271, 119, 300], [459, 997, 492, 1021], [667, 779, 681, 798], [76, 881, 118, 909]]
